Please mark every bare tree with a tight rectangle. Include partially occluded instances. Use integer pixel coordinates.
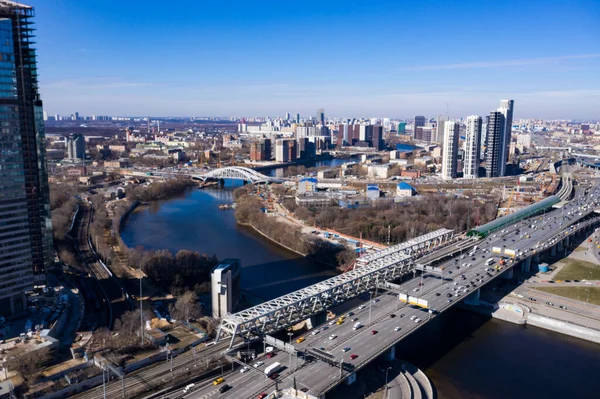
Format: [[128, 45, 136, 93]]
[[170, 291, 204, 323]]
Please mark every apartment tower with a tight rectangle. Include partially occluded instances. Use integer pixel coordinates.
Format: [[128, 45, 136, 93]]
[[0, 1, 54, 315]]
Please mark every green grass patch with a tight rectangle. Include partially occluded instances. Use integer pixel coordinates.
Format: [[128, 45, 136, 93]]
[[535, 287, 600, 306], [553, 258, 600, 281]]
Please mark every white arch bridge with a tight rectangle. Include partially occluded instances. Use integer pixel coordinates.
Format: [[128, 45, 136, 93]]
[[192, 166, 273, 184]]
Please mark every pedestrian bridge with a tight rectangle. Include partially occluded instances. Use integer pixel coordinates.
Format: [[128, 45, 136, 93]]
[[192, 166, 272, 184]]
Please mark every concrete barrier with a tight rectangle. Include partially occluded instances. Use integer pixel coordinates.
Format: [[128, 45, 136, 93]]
[[527, 314, 600, 344]]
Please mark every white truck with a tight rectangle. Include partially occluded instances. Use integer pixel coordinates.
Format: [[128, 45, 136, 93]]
[[264, 362, 282, 377]]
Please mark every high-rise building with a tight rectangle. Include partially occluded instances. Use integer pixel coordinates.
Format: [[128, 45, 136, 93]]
[[414, 116, 426, 138], [295, 113, 300, 124], [435, 115, 448, 143], [0, 1, 53, 315], [498, 99, 514, 176], [317, 108, 325, 125], [66, 133, 86, 161], [275, 139, 289, 162], [414, 126, 434, 142], [397, 122, 406, 134], [441, 122, 459, 180], [485, 111, 505, 178], [210, 259, 241, 318], [285, 112, 290, 121], [372, 125, 384, 150], [463, 115, 482, 179]]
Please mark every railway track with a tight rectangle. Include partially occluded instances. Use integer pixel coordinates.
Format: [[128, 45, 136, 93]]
[[72, 340, 235, 399]]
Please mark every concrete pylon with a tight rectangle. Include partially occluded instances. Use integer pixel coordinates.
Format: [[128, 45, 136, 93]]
[[551, 245, 557, 257], [384, 345, 396, 361], [464, 288, 480, 306]]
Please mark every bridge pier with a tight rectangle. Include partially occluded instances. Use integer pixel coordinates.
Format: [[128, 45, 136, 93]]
[[551, 245, 557, 257], [499, 266, 514, 280], [384, 345, 396, 361], [521, 257, 532, 272], [558, 240, 564, 252], [464, 288, 480, 306], [345, 372, 357, 385]]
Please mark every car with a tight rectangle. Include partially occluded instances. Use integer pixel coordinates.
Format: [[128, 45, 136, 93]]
[[373, 298, 380, 303], [301, 388, 309, 393], [446, 293, 452, 298], [347, 312, 354, 316], [394, 326, 401, 332], [359, 305, 365, 310], [352, 317, 359, 322], [447, 299, 453, 303], [213, 377, 225, 385], [414, 318, 421, 323], [448, 271, 453, 274], [342, 347, 351, 352], [528, 297, 536, 301], [350, 354, 358, 360], [371, 330, 378, 335], [312, 329, 320, 335], [412, 287, 419, 292], [240, 366, 249, 373], [559, 305, 567, 310], [322, 326, 329, 331], [410, 315, 416, 320], [253, 361, 264, 368], [269, 373, 279, 380], [267, 353, 275, 358], [435, 293, 441, 296], [389, 314, 396, 318], [329, 320, 335, 325], [329, 334, 338, 340], [399, 314, 405, 318], [258, 393, 268, 399], [182, 383, 196, 393], [219, 384, 232, 393], [546, 302, 554, 306]]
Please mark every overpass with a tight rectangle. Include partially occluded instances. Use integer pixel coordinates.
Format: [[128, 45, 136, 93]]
[[200, 182, 600, 398]]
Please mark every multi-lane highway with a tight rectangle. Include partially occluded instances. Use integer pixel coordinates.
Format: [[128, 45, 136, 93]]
[[183, 181, 600, 398]]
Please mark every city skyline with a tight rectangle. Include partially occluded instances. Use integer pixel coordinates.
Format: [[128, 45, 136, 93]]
[[27, 0, 600, 119]]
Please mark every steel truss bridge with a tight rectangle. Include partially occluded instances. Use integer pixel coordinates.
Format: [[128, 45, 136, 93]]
[[216, 228, 454, 347], [192, 166, 272, 184]]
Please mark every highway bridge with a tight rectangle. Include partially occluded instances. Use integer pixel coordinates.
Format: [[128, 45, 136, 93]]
[[198, 181, 600, 398]]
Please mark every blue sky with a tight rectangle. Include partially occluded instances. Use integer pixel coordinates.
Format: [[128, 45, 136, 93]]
[[30, 0, 600, 119]]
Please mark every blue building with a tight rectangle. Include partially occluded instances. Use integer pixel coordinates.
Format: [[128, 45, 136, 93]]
[[366, 184, 380, 200], [396, 182, 415, 197]]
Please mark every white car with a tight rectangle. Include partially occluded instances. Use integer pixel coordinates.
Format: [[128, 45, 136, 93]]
[[415, 318, 421, 323], [329, 334, 338, 340], [394, 326, 401, 332], [329, 320, 335, 325], [311, 329, 320, 335], [409, 315, 416, 320], [359, 305, 365, 310], [240, 366, 249, 373], [265, 346, 274, 353], [253, 361, 264, 368]]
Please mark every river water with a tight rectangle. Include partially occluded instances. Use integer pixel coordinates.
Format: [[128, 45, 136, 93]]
[[121, 183, 600, 399]]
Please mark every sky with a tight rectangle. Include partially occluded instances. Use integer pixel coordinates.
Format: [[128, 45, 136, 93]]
[[28, 0, 600, 119]]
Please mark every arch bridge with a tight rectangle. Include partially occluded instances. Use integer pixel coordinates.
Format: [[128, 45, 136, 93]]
[[192, 166, 272, 184]]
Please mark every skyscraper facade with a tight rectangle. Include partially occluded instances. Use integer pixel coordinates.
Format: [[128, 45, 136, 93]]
[[485, 111, 505, 178], [498, 99, 514, 176], [66, 133, 86, 161], [0, 1, 53, 315], [463, 115, 482, 179], [316, 108, 325, 125], [435, 115, 448, 143], [441, 122, 459, 180], [414, 116, 426, 138]]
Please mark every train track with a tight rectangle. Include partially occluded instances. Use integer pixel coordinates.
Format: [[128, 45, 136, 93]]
[[72, 201, 132, 329], [72, 340, 235, 399]]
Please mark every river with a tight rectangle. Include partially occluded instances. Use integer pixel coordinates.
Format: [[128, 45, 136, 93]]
[[121, 185, 600, 399]]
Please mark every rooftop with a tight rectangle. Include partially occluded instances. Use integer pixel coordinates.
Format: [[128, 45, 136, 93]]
[[397, 182, 414, 190], [300, 177, 318, 183], [0, 0, 31, 9]]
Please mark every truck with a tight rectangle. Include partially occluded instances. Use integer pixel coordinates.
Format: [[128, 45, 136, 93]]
[[486, 258, 495, 266], [264, 362, 282, 377], [492, 247, 502, 254]]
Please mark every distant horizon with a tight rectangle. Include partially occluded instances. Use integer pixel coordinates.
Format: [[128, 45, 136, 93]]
[[28, 0, 600, 119]]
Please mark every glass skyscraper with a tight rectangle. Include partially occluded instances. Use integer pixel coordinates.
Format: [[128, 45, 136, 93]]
[[0, 1, 53, 315]]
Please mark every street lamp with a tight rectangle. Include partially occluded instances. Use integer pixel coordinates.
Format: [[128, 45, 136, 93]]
[[384, 366, 393, 394], [369, 292, 373, 327]]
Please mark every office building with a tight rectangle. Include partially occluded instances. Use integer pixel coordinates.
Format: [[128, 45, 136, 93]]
[[211, 259, 241, 318], [485, 111, 505, 178], [414, 126, 434, 142], [317, 108, 325, 126], [298, 137, 316, 160], [441, 122, 459, 180], [0, 1, 54, 316], [463, 115, 482, 179], [295, 113, 300, 124], [249, 139, 271, 161], [275, 139, 289, 162], [372, 125, 384, 150], [66, 133, 86, 161], [414, 115, 426, 137], [498, 99, 514, 176], [398, 122, 406, 134], [436, 115, 448, 143]]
